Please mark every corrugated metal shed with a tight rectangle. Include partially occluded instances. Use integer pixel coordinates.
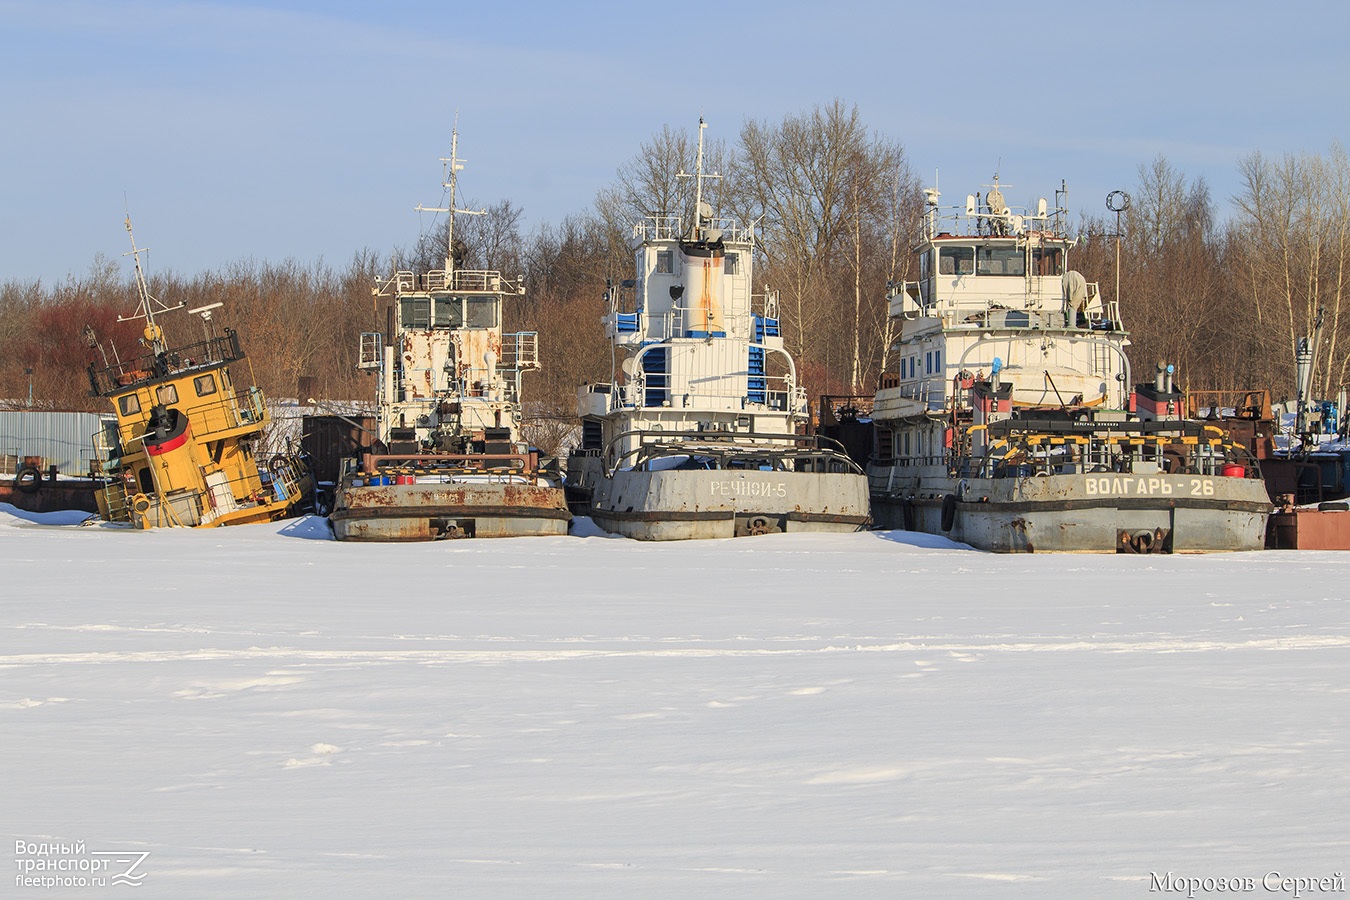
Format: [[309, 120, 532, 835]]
[[0, 411, 111, 475]]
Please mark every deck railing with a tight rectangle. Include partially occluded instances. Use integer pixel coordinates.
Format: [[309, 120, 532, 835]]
[[375, 269, 524, 297]]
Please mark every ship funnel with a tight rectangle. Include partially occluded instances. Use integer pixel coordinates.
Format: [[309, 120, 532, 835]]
[[679, 242, 726, 337]]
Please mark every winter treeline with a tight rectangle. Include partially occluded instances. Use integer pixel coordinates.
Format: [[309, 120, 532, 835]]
[[3, 102, 1348, 441]]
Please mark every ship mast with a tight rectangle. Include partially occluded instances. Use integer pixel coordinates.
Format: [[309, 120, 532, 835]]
[[118, 216, 183, 355], [415, 126, 485, 278], [691, 118, 707, 241], [677, 117, 721, 243]]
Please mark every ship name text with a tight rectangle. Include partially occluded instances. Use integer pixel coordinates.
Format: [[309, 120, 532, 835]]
[[1085, 476, 1215, 497], [710, 481, 788, 498]]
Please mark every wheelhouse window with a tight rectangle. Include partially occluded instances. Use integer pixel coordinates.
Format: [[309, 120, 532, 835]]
[[465, 297, 498, 328], [401, 297, 431, 328], [976, 245, 1025, 276], [193, 374, 217, 397], [156, 384, 179, 405], [938, 246, 974, 275], [655, 250, 674, 275], [433, 296, 464, 328], [1033, 247, 1064, 275], [723, 252, 738, 275], [118, 394, 140, 417]]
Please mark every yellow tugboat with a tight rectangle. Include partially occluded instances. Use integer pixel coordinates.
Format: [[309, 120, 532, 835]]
[[85, 218, 311, 528]]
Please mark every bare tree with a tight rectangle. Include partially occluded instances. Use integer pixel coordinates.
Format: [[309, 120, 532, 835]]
[[594, 123, 733, 228], [1232, 145, 1350, 397], [731, 100, 913, 396]]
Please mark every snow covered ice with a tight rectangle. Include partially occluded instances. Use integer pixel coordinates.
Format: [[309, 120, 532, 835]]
[[3, 504, 1348, 898]]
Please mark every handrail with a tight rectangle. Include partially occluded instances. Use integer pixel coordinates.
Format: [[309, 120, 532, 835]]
[[601, 428, 858, 475], [362, 452, 535, 473], [632, 215, 754, 245], [374, 268, 524, 297], [953, 419, 1245, 479], [87, 330, 245, 397]]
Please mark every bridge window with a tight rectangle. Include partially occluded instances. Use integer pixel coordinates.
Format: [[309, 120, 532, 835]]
[[466, 297, 498, 328], [976, 246, 1025, 276], [939, 246, 974, 275], [118, 394, 140, 417], [723, 252, 738, 275], [433, 297, 464, 328], [156, 384, 179, 405], [194, 374, 217, 397], [655, 250, 674, 275], [1033, 247, 1064, 275], [401, 297, 431, 328]]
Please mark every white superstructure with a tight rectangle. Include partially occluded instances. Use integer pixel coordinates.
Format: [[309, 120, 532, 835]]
[[568, 120, 868, 540], [868, 178, 1269, 553], [331, 131, 569, 541]]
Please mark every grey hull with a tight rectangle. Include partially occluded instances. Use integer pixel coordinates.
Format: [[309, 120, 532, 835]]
[[873, 472, 1270, 553], [331, 481, 570, 541], [589, 468, 870, 541]]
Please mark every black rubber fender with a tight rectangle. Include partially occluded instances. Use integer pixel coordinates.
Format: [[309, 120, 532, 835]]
[[14, 466, 41, 494], [940, 493, 957, 532]]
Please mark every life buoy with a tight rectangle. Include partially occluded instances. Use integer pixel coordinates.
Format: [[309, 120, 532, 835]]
[[14, 466, 41, 494], [940, 494, 958, 532]]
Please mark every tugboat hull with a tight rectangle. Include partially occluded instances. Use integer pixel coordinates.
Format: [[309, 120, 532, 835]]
[[590, 469, 870, 541], [872, 473, 1270, 553], [331, 481, 569, 541]]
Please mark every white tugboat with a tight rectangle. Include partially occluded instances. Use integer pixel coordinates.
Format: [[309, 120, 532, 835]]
[[567, 120, 869, 540], [329, 133, 569, 541], [867, 179, 1270, 552]]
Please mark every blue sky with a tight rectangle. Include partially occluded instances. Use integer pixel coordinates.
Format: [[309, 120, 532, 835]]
[[1, 0, 1345, 284]]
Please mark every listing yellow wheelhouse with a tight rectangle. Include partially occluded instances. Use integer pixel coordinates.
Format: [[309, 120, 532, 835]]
[[86, 219, 310, 528]]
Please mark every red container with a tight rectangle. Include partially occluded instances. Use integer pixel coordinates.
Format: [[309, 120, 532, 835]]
[[1221, 463, 1245, 477], [395, 475, 416, 485]]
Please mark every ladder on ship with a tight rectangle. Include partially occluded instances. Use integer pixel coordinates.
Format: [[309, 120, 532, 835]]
[[749, 315, 776, 405], [100, 476, 131, 523], [1092, 339, 1112, 381], [642, 345, 669, 407]]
